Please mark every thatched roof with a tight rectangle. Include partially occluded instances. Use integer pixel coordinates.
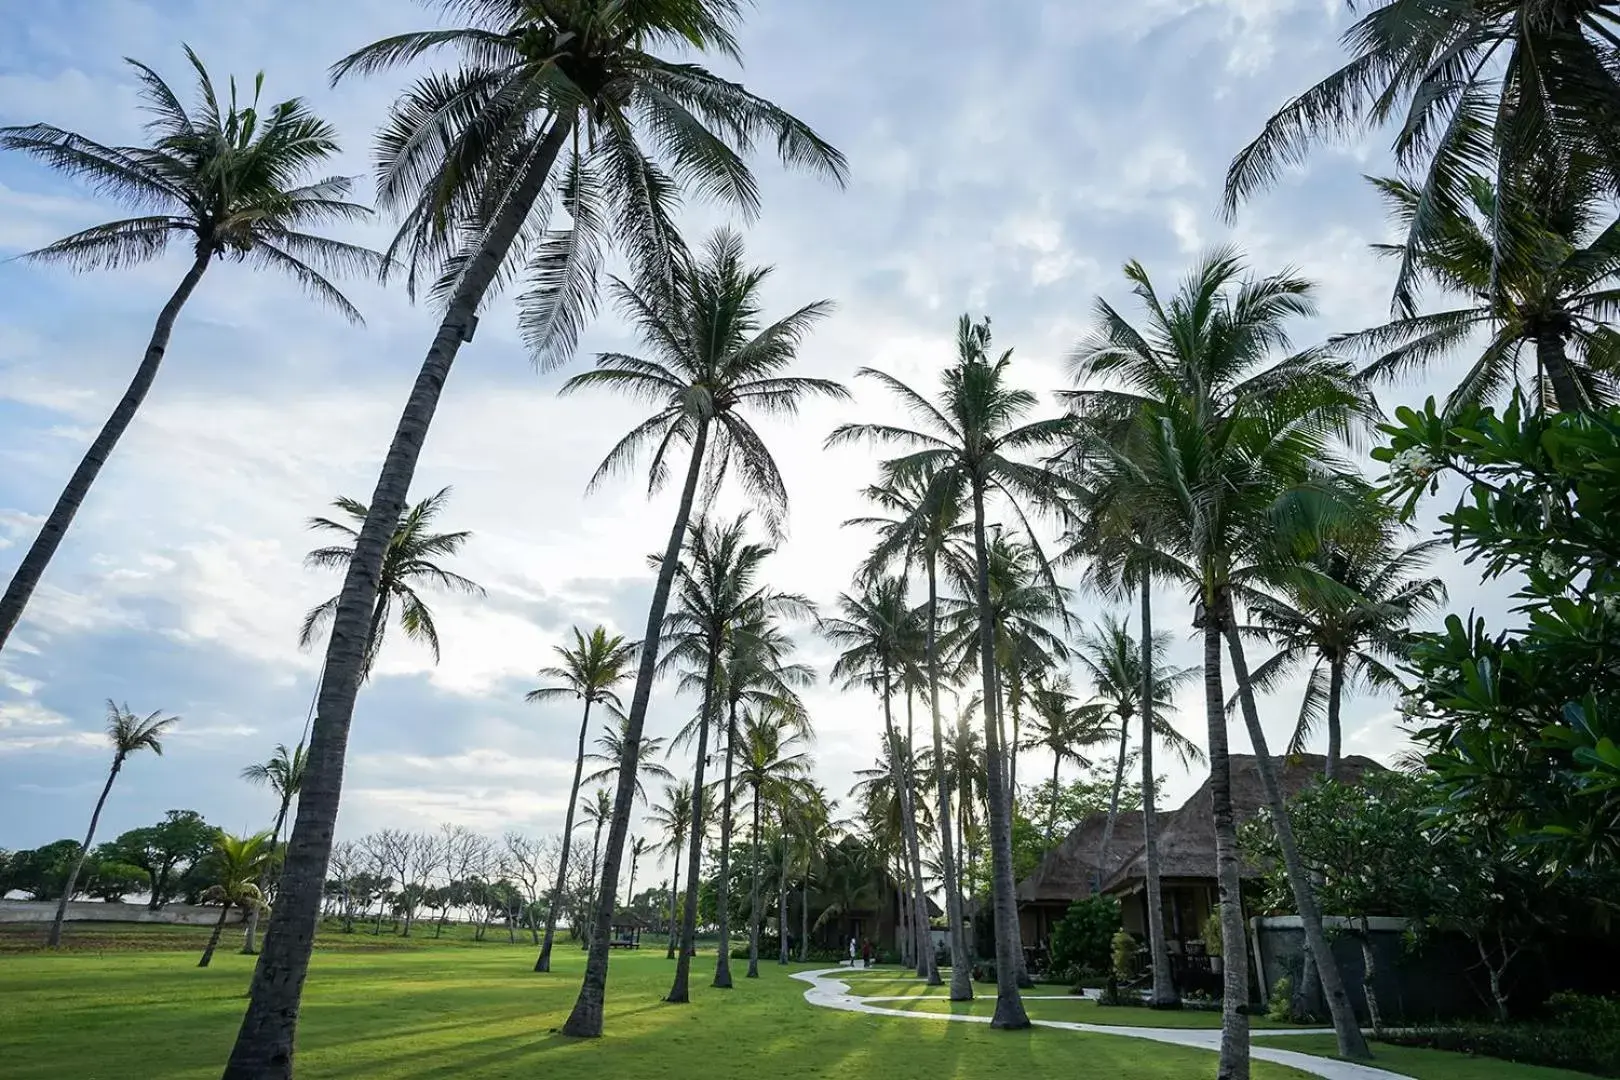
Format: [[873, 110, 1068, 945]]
[[1102, 753, 1384, 893], [1016, 808, 1162, 906]]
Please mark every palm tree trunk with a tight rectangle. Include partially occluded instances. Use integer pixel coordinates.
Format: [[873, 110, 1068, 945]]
[[199, 900, 233, 969], [244, 792, 294, 956], [224, 120, 573, 1080], [799, 873, 809, 962], [1140, 577, 1177, 1009], [926, 557, 973, 1001], [667, 651, 717, 1005], [567, 415, 715, 1036], [1324, 656, 1344, 782], [778, 820, 790, 965], [585, 821, 604, 948], [666, 856, 681, 961], [1224, 623, 1370, 1060], [538, 698, 594, 972], [1536, 325, 1586, 413], [1096, 714, 1129, 883], [994, 662, 1034, 991], [48, 756, 121, 947], [713, 695, 739, 989], [1202, 615, 1249, 1080], [747, 785, 762, 978], [0, 248, 212, 655], [903, 689, 939, 985], [972, 484, 1030, 1030]]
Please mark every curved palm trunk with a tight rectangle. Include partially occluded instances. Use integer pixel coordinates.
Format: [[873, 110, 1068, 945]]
[[224, 120, 573, 1080], [199, 900, 233, 969], [585, 820, 604, 948], [1096, 714, 1130, 885], [0, 249, 211, 655], [926, 558, 973, 1001], [668, 656, 717, 1002], [1224, 624, 1370, 1060], [244, 792, 295, 955], [1324, 656, 1344, 782], [903, 690, 939, 984], [1140, 578, 1177, 1008], [1536, 326, 1586, 413], [568, 418, 714, 1035], [537, 698, 594, 972], [713, 696, 739, 989], [1201, 617, 1249, 1080], [665, 855, 681, 961], [48, 756, 122, 947], [746, 785, 762, 978], [972, 485, 1029, 1029]]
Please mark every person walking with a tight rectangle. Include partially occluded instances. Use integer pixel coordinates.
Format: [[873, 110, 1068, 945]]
[[861, 939, 874, 969]]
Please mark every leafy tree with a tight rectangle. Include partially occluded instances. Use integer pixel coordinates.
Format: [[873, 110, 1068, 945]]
[[103, 809, 214, 910], [49, 703, 178, 947], [0, 49, 376, 655], [233, 1, 846, 1053], [1049, 896, 1122, 983], [198, 831, 275, 969], [560, 225, 842, 1024], [300, 487, 484, 680], [829, 314, 1074, 1029], [525, 625, 637, 973], [5, 841, 84, 901]]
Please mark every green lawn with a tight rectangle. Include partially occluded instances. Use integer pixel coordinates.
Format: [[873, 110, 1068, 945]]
[[1282, 1037, 1604, 1080], [870, 992, 1303, 1029], [0, 925, 1313, 1080]]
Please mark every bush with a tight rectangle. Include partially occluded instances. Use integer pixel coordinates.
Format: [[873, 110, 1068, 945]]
[[1267, 976, 1294, 1022], [728, 933, 781, 960], [1050, 896, 1121, 982], [1385, 1016, 1620, 1079], [1111, 930, 1138, 981]]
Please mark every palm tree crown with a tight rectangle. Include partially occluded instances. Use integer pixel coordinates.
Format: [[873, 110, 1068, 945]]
[[301, 486, 485, 678], [527, 626, 639, 709], [107, 702, 180, 763], [240, 743, 307, 804], [584, 715, 674, 803]]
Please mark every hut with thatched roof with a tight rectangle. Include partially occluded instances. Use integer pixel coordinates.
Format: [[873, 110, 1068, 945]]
[[1100, 753, 1383, 968], [1015, 808, 1162, 953]]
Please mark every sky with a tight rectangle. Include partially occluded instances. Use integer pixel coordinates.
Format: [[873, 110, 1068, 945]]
[[0, 0, 1518, 885]]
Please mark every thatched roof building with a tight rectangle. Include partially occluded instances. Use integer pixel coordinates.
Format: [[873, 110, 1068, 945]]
[[1016, 809, 1159, 907]]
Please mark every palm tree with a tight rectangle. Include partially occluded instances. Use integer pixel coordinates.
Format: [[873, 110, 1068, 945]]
[[625, 837, 651, 911], [579, 788, 615, 941], [1243, 508, 1447, 780], [658, 515, 808, 1000], [1343, 156, 1620, 414], [48, 702, 178, 947], [735, 705, 813, 978], [0, 49, 376, 656], [300, 487, 484, 680], [646, 780, 693, 958], [558, 233, 844, 1034], [1071, 250, 1376, 1069], [584, 716, 674, 804], [821, 577, 937, 982], [525, 625, 637, 972], [1222, 0, 1620, 314], [1021, 676, 1110, 843], [848, 471, 976, 999], [829, 317, 1071, 1029], [198, 831, 275, 969], [1067, 617, 1201, 870], [227, 2, 845, 1062], [239, 742, 308, 954], [792, 788, 837, 962]]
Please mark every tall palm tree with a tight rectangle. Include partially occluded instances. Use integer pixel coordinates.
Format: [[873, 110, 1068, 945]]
[[1244, 509, 1447, 780], [584, 715, 674, 804], [48, 702, 178, 947], [198, 831, 275, 969], [227, 3, 845, 1062], [1067, 617, 1201, 870], [625, 837, 651, 911], [1072, 251, 1376, 1071], [1343, 156, 1620, 414], [735, 705, 813, 978], [792, 787, 837, 962], [848, 471, 976, 999], [829, 318, 1072, 1029], [300, 487, 484, 679], [821, 577, 937, 982], [559, 233, 843, 1033], [0, 49, 376, 656], [239, 741, 308, 955], [646, 780, 693, 958], [1021, 676, 1110, 842], [579, 788, 615, 940], [525, 625, 637, 972], [1222, 0, 1620, 314]]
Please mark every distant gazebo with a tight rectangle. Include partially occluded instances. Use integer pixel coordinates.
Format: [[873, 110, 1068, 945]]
[[609, 913, 647, 949]]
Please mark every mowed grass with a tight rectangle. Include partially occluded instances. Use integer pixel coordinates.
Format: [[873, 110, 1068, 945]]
[[0, 926, 1319, 1080], [868, 991, 1302, 1029], [1282, 1037, 1605, 1080]]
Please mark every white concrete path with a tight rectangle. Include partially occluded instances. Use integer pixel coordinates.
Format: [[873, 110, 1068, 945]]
[[792, 968, 1408, 1080]]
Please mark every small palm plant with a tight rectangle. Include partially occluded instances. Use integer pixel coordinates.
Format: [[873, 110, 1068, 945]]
[[48, 702, 178, 947], [238, 741, 307, 954], [0, 49, 378, 655], [301, 486, 485, 679], [198, 831, 276, 968]]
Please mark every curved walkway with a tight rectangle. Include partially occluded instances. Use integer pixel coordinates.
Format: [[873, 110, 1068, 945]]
[[791, 968, 1407, 1080]]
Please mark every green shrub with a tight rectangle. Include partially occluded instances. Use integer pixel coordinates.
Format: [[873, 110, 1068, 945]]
[[1050, 896, 1121, 983], [1385, 1018, 1620, 1079], [1267, 976, 1294, 1022], [728, 933, 781, 960], [1111, 930, 1138, 981], [1199, 906, 1222, 957]]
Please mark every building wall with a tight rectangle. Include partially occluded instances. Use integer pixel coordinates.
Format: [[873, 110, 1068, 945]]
[[0, 900, 245, 926], [1252, 916, 1481, 1020]]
